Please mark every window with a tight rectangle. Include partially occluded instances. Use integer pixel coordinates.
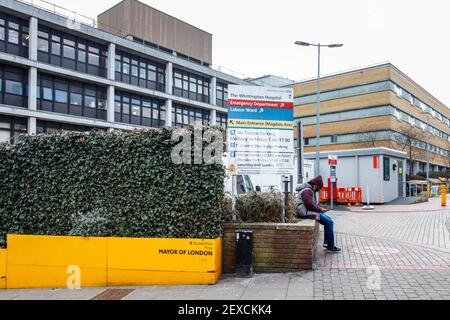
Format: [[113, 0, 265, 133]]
[[21, 26, 29, 47], [139, 63, 146, 79], [54, 89, 68, 103], [70, 93, 82, 105], [0, 14, 28, 58], [51, 42, 60, 56], [63, 45, 75, 59], [36, 73, 107, 120], [331, 135, 338, 143], [131, 104, 140, 116], [7, 28, 18, 44], [114, 91, 165, 127], [37, 25, 107, 77], [5, 80, 22, 95], [0, 115, 27, 144], [38, 38, 48, 52], [131, 60, 138, 77], [173, 68, 210, 103], [172, 104, 210, 128], [383, 157, 391, 181], [37, 120, 99, 134], [217, 112, 227, 128], [84, 95, 95, 108], [216, 82, 228, 107], [123, 62, 129, 74], [0, 64, 27, 107], [42, 87, 53, 100], [142, 105, 151, 118], [88, 52, 99, 66], [115, 50, 165, 92]]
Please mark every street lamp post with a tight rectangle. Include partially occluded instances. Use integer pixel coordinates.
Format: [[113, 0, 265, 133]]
[[421, 111, 431, 197], [294, 41, 343, 177]]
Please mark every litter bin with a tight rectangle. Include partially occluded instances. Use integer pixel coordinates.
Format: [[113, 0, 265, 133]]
[[236, 229, 253, 277]]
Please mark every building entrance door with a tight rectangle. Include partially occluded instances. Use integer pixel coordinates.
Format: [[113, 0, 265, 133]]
[[398, 161, 404, 197]]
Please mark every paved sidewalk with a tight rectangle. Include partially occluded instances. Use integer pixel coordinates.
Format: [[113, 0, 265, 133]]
[[350, 194, 449, 212], [0, 208, 449, 300]]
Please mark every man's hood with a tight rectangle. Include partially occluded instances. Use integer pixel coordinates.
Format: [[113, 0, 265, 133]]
[[295, 182, 312, 192], [308, 176, 324, 190]]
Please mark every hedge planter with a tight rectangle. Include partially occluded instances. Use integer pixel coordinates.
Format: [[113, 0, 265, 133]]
[[1, 234, 222, 289], [223, 220, 319, 273]]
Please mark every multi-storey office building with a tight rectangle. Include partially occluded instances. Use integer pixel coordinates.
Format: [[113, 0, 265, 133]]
[[0, 0, 247, 143], [292, 63, 450, 176]]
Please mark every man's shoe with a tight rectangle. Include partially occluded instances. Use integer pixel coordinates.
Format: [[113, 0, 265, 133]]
[[326, 246, 342, 253], [323, 243, 328, 248]]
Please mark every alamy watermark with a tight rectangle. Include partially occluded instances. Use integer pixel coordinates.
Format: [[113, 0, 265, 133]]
[[66, 265, 81, 290], [366, 265, 381, 290], [171, 126, 224, 165]]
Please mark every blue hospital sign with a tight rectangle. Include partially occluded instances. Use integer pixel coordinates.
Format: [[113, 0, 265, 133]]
[[226, 85, 294, 175]]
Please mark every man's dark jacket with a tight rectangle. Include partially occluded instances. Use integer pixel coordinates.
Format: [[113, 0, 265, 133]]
[[295, 176, 324, 220]]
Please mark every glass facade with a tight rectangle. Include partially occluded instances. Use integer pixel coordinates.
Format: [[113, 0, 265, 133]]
[[0, 63, 28, 108], [172, 104, 210, 127], [0, 114, 27, 143], [216, 82, 228, 107], [114, 91, 166, 127], [217, 112, 227, 129], [304, 129, 450, 158], [114, 50, 165, 92], [37, 73, 107, 120], [0, 7, 239, 143], [0, 12, 28, 58], [36, 120, 100, 134], [173, 68, 210, 103], [37, 25, 108, 77], [298, 104, 450, 142], [295, 80, 450, 130]]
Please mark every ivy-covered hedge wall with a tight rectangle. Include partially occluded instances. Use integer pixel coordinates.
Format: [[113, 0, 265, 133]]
[[0, 128, 225, 247]]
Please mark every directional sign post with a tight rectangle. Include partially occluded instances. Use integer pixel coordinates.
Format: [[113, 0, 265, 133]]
[[328, 155, 337, 209], [227, 86, 294, 176]]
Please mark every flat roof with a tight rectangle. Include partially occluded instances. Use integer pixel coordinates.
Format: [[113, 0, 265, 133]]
[[287, 61, 449, 110], [304, 147, 407, 159], [98, 0, 212, 36]]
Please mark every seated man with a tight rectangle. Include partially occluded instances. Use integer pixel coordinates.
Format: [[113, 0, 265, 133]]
[[296, 176, 341, 253]]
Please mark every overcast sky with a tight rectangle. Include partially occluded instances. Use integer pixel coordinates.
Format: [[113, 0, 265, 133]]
[[43, 0, 450, 105]]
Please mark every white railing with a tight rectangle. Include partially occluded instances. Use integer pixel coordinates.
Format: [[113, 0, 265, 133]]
[[17, 0, 124, 35], [16, 0, 251, 80]]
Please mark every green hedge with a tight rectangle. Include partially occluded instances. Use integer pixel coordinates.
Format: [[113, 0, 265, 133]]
[[0, 128, 225, 246]]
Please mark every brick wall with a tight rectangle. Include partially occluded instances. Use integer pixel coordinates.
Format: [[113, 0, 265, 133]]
[[222, 220, 319, 273]]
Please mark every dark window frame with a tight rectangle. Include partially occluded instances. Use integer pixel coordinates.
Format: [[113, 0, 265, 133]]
[[115, 49, 165, 92], [173, 68, 210, 103], [0, 114, 27, 144], [37, 25, 107, 77], [0, 63, 28, 108], [0, 12, 28, 58], [216, 82, 228, 107], [172, 104, 210, 128], [36, 73, 107, 120], [114, 90, 166, 127]]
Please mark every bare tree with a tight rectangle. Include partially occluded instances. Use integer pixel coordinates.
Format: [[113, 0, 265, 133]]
[[392, 125, 426, 177], [357, 124, 426, 177], [357, 124, 382, 148]]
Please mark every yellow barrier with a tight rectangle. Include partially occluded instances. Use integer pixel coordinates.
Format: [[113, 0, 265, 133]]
[[6, 234, 108, 289], [2, 234, 222, 289], [0, 249, 6, 289], [108, 237, 221, 286], [441, 185, 447, 207]]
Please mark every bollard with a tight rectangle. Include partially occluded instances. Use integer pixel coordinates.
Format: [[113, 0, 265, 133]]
[[235, 229, 253, 277], [441, 185, 447, 207]]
